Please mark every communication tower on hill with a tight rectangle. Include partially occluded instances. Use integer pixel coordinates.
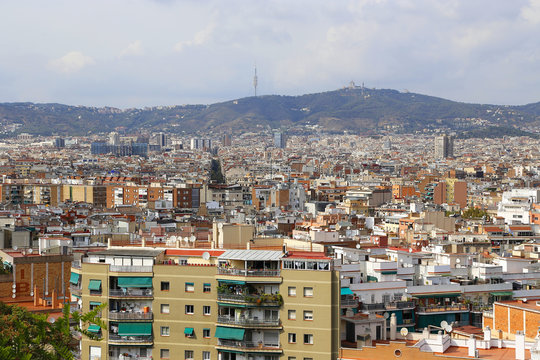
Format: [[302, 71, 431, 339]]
[[253, 66, 258, 97]]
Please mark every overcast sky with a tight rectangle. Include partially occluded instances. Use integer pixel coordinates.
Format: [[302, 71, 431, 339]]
[[1, 0, 540, 108]]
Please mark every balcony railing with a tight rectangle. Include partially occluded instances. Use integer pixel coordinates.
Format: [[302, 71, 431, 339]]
[[361, 303, 386, 311], [417, 304, 469, 313], [341, 298, 358, 307], [72, 260, 82, 269], [483, 310, 493, 318], [70, 285, 82, 296], [217, 339, 280, 350], [108, 334, 153, 343], [217, 293, 282, 306], [217, 315, 280, 327], [218, 267, 280, 277], [109, 289, 153, 298], [109, 311, 153, 321], [402, 318, 414, 325], [385, 301, 415, 310], [109, 265, 153, 273], [110, 357, 152, 360]]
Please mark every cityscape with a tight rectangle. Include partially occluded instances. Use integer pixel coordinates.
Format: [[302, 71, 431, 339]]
[[3, 1, 540, 360]]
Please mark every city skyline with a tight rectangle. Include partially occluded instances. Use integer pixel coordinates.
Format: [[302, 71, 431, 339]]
[[1, 1, 540, 108]]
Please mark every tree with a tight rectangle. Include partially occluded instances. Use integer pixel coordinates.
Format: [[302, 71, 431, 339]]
[[0, 301, 106, 360]]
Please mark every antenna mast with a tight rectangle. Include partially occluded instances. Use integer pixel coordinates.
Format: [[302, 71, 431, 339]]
[[253, 66, 258, 97]]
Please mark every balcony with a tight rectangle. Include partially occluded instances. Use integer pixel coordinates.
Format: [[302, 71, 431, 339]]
[[109, 334, 153, 344], [385, 301, 415, 310], [109, 311, 153, 321], [417, 304, 469, 314], [218, 268, 280, 277], [217, 315, 280, 327], [109, 289, 153, 298], [72, 260, 82, 269], [70, 285, 82, 296], [361, 303, 386, 311], [110, 358, 152, 360], [109, 265, 153, 273], [217, 293, 283, 307], [217, 339, 281, 352]]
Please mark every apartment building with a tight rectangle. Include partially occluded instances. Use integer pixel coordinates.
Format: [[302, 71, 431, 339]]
[[77, 248, 340, 360]]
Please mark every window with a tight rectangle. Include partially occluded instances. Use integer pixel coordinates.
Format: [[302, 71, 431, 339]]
[[185, 305, 194, 314], [303, 310, 313, 320], [288, 310, 296, 320], [185, 350, 194, 360], [288, 286, 296, 296], [304, 334, 313, 344], [161, 281, 170, 291], [203, 283, 211, 293], [382, 294, 391, 304], [203, 305, 211, 315], [303, 287, 313, 297], [304, 358, 313, 360], [160, 349, 170, 359], [203, 351, 211, 360], [203, 328, 211, 338], [161, 326, 170, 336], [288, 333, 297, 343], [288, 358, 297, 360], [185, 282, 194, 292], [161, 304, 170, 314]]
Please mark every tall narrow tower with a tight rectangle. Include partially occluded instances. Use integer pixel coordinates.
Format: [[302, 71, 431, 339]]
[[253, 66, 258, 97]]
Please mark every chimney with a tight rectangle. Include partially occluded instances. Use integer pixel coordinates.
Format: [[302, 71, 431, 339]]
[[390, 313, 397, 340], [484, 326, 491, 349], [51, 289, 58, 309], [141, 237, 146, 248], [515, 331, 525, 360], [422, 327, 430, 339], [468, 334, 477, 357], [33, 285, 39, 307], [107, 237, 111, 249], [176, 240, 180, 248]]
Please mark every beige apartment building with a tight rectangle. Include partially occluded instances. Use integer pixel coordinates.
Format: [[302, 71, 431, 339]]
[[75, 247, 339, 360]]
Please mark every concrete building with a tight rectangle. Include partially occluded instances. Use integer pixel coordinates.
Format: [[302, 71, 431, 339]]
[[434, 134, 454, 159]]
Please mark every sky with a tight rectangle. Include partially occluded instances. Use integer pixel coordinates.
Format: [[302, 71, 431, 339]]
[[1, 0, 540, 108]]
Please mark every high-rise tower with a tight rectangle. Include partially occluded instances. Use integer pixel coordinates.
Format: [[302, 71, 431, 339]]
[[435, 134, 454, 159]]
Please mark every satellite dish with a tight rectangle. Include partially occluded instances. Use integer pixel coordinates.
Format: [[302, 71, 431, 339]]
[[356, 244, 361, 249], [202, 252, 210, 260], [170, 236, 177, 242], [400, 328, 409, 337], [445, 325, 453, 333], [28, 248, 33, 254], [456, 258, 461, 264], [440, 321, 448, 328], [383, 312, 390, 319], [409, 248, 413, 253], [13, 246, 18, 251], [190, 235, 196, 242]]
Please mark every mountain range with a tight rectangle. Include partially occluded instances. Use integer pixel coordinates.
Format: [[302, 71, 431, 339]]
[[1, 87, 539, 137]]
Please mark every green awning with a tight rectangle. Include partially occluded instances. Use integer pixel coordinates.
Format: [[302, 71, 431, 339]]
[[88, 279, 102, 291], [491, 291, 513, 296], [118, 323, 152, 336], [218, 280, 246, 285], [88, 325, 101, 333], [117, 277, 153, 288], [381, 271, 397, 275], [184, 327, 194, 335], [367, 275, 378, 282], [341, 287, 353, 296], [217, 302, 248, 308], [72, 294, 81, 299], [413, 293, 461, 299], [89, 301, 101, 306], [70, 272, 80, 285], [215, 326, 245, 340]]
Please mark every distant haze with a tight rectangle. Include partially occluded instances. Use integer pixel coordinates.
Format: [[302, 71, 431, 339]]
[[1, 0, 540, 108]]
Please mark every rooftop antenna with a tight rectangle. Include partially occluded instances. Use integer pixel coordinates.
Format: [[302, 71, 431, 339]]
[[253, 66, 258, 97]]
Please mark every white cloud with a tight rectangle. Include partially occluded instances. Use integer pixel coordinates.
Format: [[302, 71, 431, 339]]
[[49, 51, 95, 74], [521, 0, 540, 24], [174, 23, 215, 52], [120, 40, 143, 57]]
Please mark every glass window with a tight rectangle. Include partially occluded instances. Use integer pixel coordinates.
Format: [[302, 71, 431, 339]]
[[160, 349, 170, 359], [304, 287, 313, 297], [304, 334, 313, 344], [288, 310, 296, 320], [203, 283, 211, 293], [161, 304, 170, 314], [203, 328, 211, 338], [203, 351, 211, 360], [185, 305, 194, 314], [288, 333, 296, 343], [303, 310, 313, 320], [203, 305, 211, 315], [185, 350, 194, 360], [185, 282, 195, 292], [161, 326, 170, 336], [288, 286, 296, 296], [161, 281, 170, 291]]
